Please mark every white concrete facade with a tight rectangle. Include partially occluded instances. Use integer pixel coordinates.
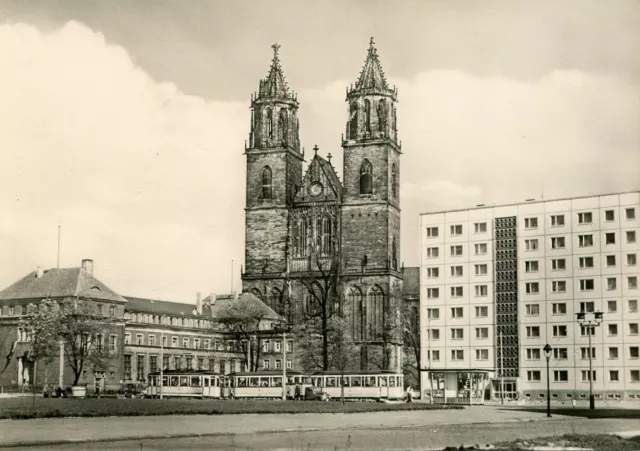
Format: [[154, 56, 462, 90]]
[[419, 191, 640, 401]]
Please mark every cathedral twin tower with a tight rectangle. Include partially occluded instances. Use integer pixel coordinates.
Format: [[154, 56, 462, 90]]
[[241, 39, 403, 371]]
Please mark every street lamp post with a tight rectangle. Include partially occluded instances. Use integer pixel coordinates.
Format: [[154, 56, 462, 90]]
[[576, 311, 603, 410], [543, 343, 552, 418], [274, 324, 291, 401]]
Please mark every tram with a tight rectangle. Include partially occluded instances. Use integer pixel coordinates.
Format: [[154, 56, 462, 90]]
[[225, 370, 307, 399], [309, 370, 404, 400], [147, 370, 223, 399]]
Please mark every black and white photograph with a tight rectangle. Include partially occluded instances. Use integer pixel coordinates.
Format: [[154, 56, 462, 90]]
[[0, 1, 639, 449]]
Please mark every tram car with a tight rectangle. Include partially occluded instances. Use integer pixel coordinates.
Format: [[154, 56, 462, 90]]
[[225, 370, 308, 399], [147, 370, 223, 399], [309, 370, 404, 400]]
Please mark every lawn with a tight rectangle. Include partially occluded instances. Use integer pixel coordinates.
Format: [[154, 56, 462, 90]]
[[0, 396, 459, 420], [474, 433, 640, 451]]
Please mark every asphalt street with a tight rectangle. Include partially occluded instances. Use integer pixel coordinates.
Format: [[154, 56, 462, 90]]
[[2, 417, 639, 450]]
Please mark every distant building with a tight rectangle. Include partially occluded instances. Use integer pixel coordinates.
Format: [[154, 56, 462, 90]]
[[419, 191, 640, 402], [241, 39, 404, 371], [0, 259, 280, 393]]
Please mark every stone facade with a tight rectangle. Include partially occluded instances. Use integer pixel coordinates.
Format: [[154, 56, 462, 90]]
[[241, 39, 405, 372]]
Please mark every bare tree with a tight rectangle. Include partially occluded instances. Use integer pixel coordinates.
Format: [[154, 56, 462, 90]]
[[215, 295, 280, 372], [297, 252, 341, 371], [21, 298, 119, 386]]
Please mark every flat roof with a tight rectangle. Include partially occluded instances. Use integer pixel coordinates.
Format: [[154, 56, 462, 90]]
[[419, 189, 640, 217]]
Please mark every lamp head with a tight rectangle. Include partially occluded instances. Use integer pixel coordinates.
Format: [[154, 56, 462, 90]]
[[594, 311, 603, 324], [576, 312, 586, 323], [543, 343, 552, 358]]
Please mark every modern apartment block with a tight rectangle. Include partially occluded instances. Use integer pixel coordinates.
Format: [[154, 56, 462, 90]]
[[419, 191, 640, 402]]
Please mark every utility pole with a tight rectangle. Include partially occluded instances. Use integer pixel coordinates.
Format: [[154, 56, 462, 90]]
[[282, 328, 287, 401], [500, 331, 504, 405], [159, 316, 164, 400]]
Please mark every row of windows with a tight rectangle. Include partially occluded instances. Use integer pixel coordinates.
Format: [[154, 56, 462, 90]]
[[524, 323, 639, 338], [425, 306, 489, 320], [525, 300, 638, 316], [525, 346, 639, 361], [425, 285, 489, 299], [525, 254, 638, 272], [425, 349, 490, 361], [125, 334, 294, 353], [425, 208, 637, 239], [123, 354, 280, 381], [0, 303, 117, 317], [425, 327, 489, 340], [527, 369, 640, 383], [524, 276, 638, 294], [124, 312, 212, 329]]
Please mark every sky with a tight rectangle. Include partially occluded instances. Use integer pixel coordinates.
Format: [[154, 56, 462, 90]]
[[0, 0, 638, 302]]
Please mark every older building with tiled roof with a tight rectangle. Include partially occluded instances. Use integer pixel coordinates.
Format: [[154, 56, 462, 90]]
[[0, 260, 283, 393], [242, 38, 404, 372]]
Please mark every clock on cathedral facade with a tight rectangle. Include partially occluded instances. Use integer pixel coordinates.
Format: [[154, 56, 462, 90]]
[[241, 39, 403, 372]]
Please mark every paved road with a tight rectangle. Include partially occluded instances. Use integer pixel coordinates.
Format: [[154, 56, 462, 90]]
[[0, 406, 556, 447], [3, 418, 639, 450]]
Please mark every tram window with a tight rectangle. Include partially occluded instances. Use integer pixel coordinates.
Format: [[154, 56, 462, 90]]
[[398, 376, 402, 386], [204, 377, 210, 387], [260, 377, 269, 387], [352, 377, 362, 387], [250, 377, 259, 387], [170, 376, 179, 386], [389, 377, 396, 387], [366, 376, 376, 387], [191, 376, 201, 387], [343, 377, 350, 387], [273, 377, 282, 387], [326, 377, 337, 387], [380, 377, 387, 387], [179, 376, 189, 387], [162, 376, 168, 387], [238, 377, 247, 387]]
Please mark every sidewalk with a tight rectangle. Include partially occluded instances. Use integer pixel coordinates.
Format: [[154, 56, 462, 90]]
[[0, 406, 566, 448]]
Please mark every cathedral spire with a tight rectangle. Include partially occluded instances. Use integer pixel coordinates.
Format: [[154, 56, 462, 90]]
[[355, 37, 390, 91], [257, 42, 296, 101]]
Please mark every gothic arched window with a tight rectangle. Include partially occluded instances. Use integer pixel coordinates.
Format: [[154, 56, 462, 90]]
[[392, 236, 398, 270], [359, 159, 373, 195], [348, 287, 363, 341], [321, 216, 332, 256], [364, 99, 371, 133], [377, 99, 387, 134], [262, 166, 273, 200], [278, 108, 288, 142], [293, 217, 307, 257], [348, 102, 358, 139], [270, 287, 284, 317], [266, 107, 273, 139], [391, 163, 397, 199], [365, 286, 384, 341]]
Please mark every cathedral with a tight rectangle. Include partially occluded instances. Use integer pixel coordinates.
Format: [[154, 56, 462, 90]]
[[241, 39, 404, 371]]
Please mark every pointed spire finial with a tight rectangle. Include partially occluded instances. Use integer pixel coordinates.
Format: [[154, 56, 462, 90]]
[[369, 37, 375, 47], [327, 152, 332, 162], [313, 144, 319, 155], [272, 42, 281, 58]]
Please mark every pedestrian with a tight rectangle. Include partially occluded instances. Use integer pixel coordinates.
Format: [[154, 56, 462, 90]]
[[295, 383, 301, 401], [95, 384, 101, 398], [405, 385, 413, 403]]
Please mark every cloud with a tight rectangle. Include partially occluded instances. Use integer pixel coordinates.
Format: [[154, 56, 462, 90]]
[[0, 21, 247, 300], [0, 21, 638, 299]]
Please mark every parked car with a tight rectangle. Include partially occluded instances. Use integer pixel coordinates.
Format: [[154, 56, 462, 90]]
[[305, 386, 330, 401]]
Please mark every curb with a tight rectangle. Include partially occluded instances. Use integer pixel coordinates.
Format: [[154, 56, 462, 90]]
[[0, 417, 573, 449]]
